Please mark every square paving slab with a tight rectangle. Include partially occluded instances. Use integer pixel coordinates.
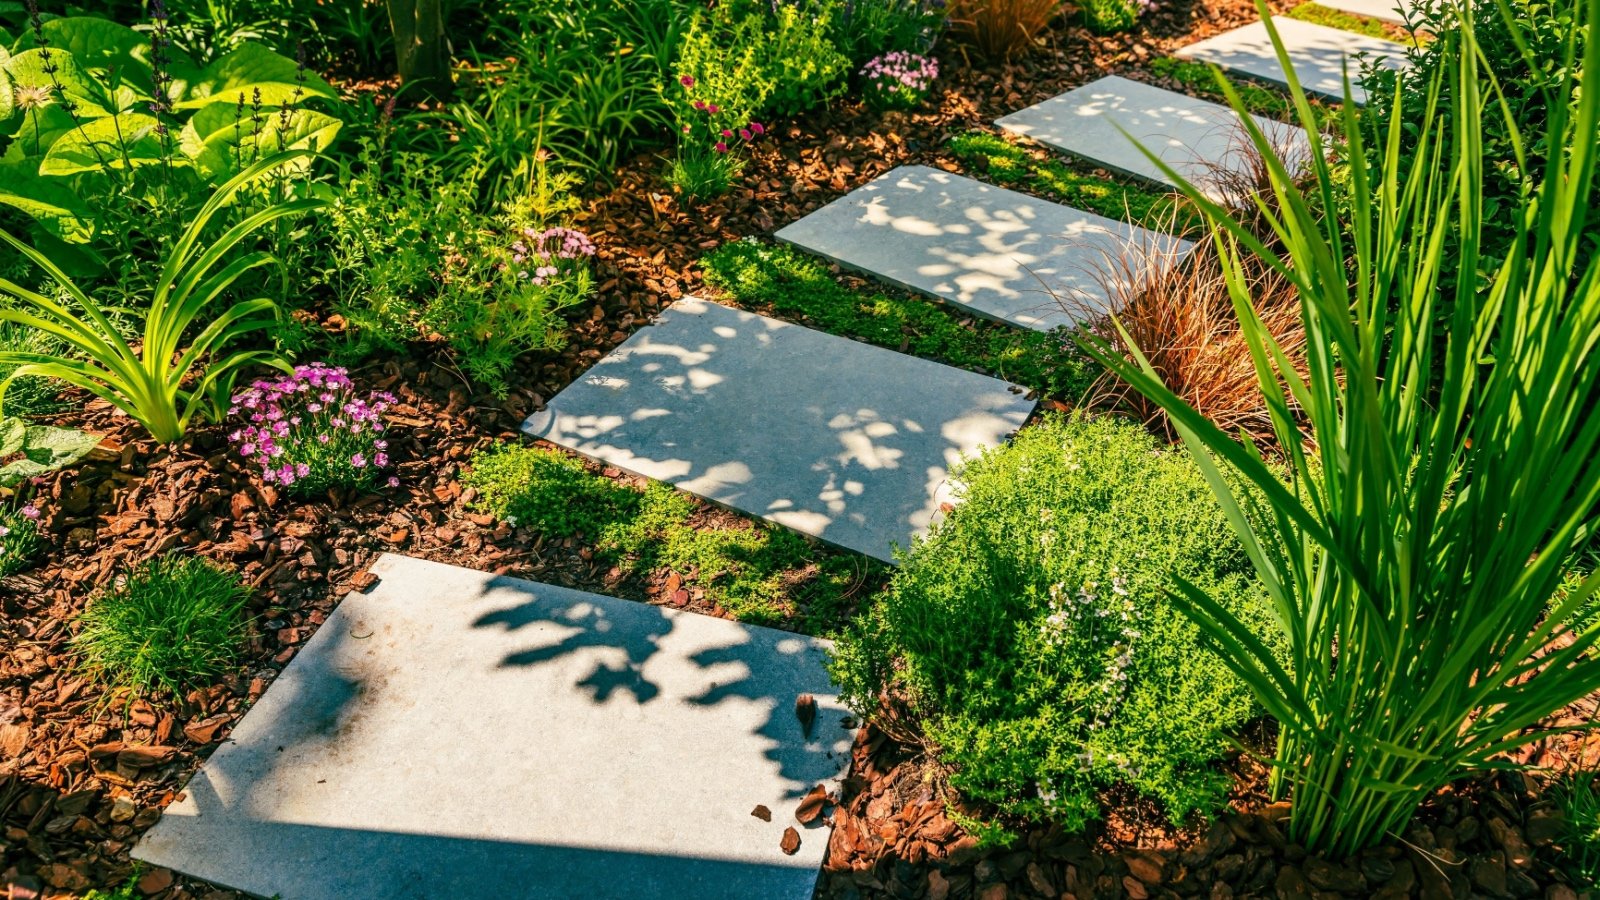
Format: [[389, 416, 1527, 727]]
[[522, 297, 1035, 564], [996, 76, 1312, 202], [773, 165, 1192, 331], [135, 554, 853, 900], [1175, 18, 1409, 105]]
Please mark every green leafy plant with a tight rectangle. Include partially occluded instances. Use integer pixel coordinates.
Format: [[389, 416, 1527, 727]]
[[832, 414, 1278, 829], [827, 0, 947, 64], [73, 554, 251, 699], [1084, 0, 1600, 855], [0, 12, 342, 249], [0, 152, 325, 442], [315, 144, 592, 392], [462, 444, 877, 628], [1081, 0, 1144, 34], [1362, 0, 1591, 305]]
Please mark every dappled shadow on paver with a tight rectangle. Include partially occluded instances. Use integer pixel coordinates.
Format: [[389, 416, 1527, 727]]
[[774, 165, 1191, 331], [134, 555, 851, 900], [524, 298, 1035, 565]]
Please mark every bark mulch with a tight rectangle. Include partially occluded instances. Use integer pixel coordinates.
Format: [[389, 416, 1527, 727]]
[[4, 6, 1592, 899]]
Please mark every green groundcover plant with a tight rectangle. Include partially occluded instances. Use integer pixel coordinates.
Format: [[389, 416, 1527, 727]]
[[74, 554, 252, 699], [1086, 0, 1600, 855], [832, 414, 1280, 829], [462, 444, 874, 628]]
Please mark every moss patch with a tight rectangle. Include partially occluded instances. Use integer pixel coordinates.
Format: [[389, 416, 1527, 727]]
[[461, 444, 880, 631], [699, 238, 1100, 400], [946, 131, 1205, 237], [1286, 2, 1407, 40], [1147, 57, 1341, 130]]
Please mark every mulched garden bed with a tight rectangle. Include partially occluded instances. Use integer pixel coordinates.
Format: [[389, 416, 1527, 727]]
[[7, 3, 1591, 898]]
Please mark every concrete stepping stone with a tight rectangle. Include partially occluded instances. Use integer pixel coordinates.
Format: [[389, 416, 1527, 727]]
[[523, 297, 1035, 564], [135, 553, 853, 900], [773, 165, 1192, 332], [996, 76, 1312, 202], [1175, 18, 1408, 105]]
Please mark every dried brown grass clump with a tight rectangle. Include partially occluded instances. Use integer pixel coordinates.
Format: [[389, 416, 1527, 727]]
[[1075, 132, 1318, 450], [943, 0, 1063, 58]]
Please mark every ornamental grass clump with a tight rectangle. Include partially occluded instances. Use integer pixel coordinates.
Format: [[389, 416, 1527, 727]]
[[861, 51, 940, 109], [832, 414, 1279, 830], [1084, 0, 1600, 855], [73, 555, 251, 700], [227, 364, 396, 497]]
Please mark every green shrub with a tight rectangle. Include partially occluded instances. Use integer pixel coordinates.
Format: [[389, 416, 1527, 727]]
[[462, 444, 877, 628], [74, 555, 251, 698], [1081, 0, 1142, 34], [0, 322, 65, 417], [1361, 0, 1594, 292], [317, 145, 592, 393], [0, 498, 43, 578], [832, 414, 1277, 829], [699, 239, 1099, 399]]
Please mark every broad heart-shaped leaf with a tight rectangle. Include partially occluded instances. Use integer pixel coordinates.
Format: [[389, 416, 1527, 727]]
[[38, 17, 198, 101], [2, 105, 77, 163], [0, 421, 101, 487], [0, 419, 25, 458], [2, 48, 113, 118], [0, 160, 94, 240], [0, 69, 13, 122], [40, 111, 165, 176], [178, 43, 336, 110], [189, 108, 341, 181]]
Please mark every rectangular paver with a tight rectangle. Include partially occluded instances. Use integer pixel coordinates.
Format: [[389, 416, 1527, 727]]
[[522, 297, 1035, 564], [996, 76, 1312, 202], [1175, 18, 1409, 105], [135, 553, 854, 900], [773, 165, 1192, 332]]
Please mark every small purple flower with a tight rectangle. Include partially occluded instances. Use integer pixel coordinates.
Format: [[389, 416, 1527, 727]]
[[680, 74, 695, 87], [20, 504, 39, 520], [351, 453, 367, 468], [715, 141, 729, 153]]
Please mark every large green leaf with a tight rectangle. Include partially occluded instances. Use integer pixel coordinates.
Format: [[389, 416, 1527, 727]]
[[38, 17, 199, 100], [2, 104, 77, 163], [0, 69, 13, 122], [0, 418, 25, 457], [0, 420, 101, 486], [189, 108, 341, 180], [1, 48, 111, 118], [178, 43, 336, 110], [39, 111, 164, 175], [0, 162, 93, 239]]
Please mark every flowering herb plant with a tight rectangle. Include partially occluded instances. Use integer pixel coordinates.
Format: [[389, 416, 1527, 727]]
[[227, 364, 397, 497], [666, 65, 771, 199], [0, 497, 45, 578], [860, 51, 939, 110]]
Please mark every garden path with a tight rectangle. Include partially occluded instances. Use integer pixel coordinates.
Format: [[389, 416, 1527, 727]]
[[135, 8, 1411, 898]]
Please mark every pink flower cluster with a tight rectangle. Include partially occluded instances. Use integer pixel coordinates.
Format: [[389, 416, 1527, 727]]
[[861, 51, 940, 106], [228, 364, 398, 495], [863, 51, 939, 91], [510, 226, 597, 286]]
